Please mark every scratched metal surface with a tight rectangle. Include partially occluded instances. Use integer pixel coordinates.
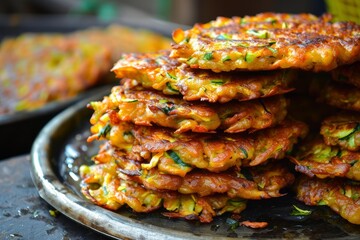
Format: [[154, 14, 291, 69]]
[[0, 155, 112, 240]]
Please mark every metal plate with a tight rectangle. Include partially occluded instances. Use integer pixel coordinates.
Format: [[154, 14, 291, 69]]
[[30, 90, 360, 240]]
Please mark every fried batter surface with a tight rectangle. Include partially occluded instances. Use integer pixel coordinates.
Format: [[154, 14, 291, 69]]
[[88, 119, 308, 173], [291, 137, 360, 181], [89, 85, 288, 133], [91, 143, 294, 199], [112, 51, 295, 102], [80, 161, 247, 223], [320, 112, 360, 151], [296, 176, 360, 225], [170, 13, 360, 72]]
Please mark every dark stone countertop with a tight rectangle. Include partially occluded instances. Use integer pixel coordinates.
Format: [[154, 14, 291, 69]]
[[0, 155, 112, 240]]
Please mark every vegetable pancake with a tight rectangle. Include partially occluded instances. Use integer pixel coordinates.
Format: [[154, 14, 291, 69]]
[[88, 119, 308, 173], [290, 137, 360, 181], [320, 111, 360, 151], [0, 33, 112, 114], [90, 142, 294, 199], [0, 25, 170, 115], [170, 13, 360, 72], [112, 51, 295, 103], [296, 176, 360, 225], [89, 85, 288, 133], [80, 161, 247, 223], [71, 24, 171, 62]]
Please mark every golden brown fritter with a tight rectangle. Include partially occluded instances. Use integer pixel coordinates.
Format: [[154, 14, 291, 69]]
[[331, 62, 360, 88], [320, 111, 360, 151], [316, 81, 360, 112], [91, 143, 294, 199], [296, 176, 360, 225], [0, 33, 112, 114], [127, 165, 293, 199], [88, 119, 308, 174], [0, 25, 171, 115], [290, 137, 360, 181], [89, 84, 288, 133], [111, 51, 295, 103], [90, 85, 220, 133], [170, 13, 360, 72], [80, 161, 247, 223], [71, 24, 171, 62]]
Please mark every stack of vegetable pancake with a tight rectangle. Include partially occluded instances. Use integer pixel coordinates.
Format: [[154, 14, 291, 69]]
[[80, 13, 360, 224], [291, 63, 360, 225]]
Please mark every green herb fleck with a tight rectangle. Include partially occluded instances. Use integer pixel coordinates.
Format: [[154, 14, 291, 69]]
[[98, 123, 111, 138], [204, 52, 214, 60], [166, 150, 190, 167], [166, 82, 179, 93], [166, 72, 177, 80], [187, 57, 197, 65], [238, 42, 249, 48], [222, 55, 232, 62], [265, 18, 277, 24], [216, 33, 231, 40], [161, 104, 175, 115], [240, 147, 248, 159], [247, 29, 268, 39], [245, 52, 256, 63], [211, 79, 224, 85], [291, 205, 312, 216], [350, 160, 358, 166], [122, 98, 138, 103], [266, 46, 278, 54], [339, 123, 360, 140], [49, 209, 59, 218]]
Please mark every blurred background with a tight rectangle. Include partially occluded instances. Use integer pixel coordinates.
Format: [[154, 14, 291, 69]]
[[1, 0, 359, 25], [0, 0, 335, 26]]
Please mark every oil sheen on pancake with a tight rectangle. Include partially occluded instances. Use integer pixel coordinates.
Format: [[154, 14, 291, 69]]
[[88, 84, 288, 133], [88, 118, 308, 173], [112, 51, 295, 103], [170, 13, 360, 72]]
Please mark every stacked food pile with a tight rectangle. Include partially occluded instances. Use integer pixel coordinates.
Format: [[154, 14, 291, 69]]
[[291, 62, 360, 225], [80, 13, 360, 224], [0, 25, 170, 114]]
